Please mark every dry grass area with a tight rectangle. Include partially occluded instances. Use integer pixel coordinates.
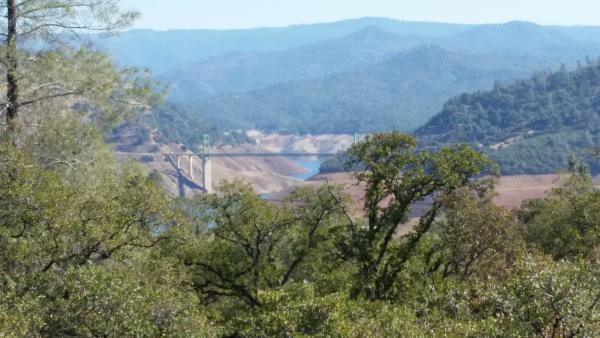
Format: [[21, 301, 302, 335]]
[[275, 173, 564, 236], [494, 174, 559, 209], [294, 172, 569, 212]]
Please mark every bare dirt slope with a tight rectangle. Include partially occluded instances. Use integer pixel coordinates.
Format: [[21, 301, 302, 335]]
[[110, 123, 207, 198], [271, 172, 575, 213], [110, 125, 327, 196], [211, 156, 305, 194], [112, 125, 568, 208], [207, 131, 355, 193]]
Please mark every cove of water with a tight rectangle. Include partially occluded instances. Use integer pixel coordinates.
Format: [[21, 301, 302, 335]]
[[290, 158, 325, 181], [260, 158, 325, 200]]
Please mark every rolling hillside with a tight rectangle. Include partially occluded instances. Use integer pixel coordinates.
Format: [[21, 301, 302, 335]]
[[417, 61, 600, 174], [103, 18, 600, 136], [190, 45, 544, 133], [160, 27, 425, 100]]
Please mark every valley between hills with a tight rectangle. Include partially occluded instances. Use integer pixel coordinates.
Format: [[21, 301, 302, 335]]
[[112, 122, 587, 214], [107, 17, 600, 193]]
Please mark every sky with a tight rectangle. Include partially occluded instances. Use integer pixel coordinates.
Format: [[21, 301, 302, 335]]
[[121, 0, 600, 30]]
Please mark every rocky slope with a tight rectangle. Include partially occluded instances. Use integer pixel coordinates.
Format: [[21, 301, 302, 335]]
[[110, 124, 597, 217], [110, 125, 354, 196]]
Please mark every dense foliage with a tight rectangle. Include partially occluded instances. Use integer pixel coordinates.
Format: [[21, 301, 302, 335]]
[[4, 114, 600, 336], [417, 60, 600, 174], [3, 3, 600, 336]]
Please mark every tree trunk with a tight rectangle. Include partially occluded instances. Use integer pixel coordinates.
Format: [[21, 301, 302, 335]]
[[6, 0, 19, 133]]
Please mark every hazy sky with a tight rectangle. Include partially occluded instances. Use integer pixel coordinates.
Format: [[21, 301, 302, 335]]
[[121, 0, 600, 30]]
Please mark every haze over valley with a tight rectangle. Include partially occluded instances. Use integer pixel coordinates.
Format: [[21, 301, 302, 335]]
[[101, 17, 600, 195], [102, 19, 600, 134]]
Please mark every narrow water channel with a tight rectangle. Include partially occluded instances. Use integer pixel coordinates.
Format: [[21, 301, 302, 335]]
[[260, 157, 325, 200], [290, 157, 325, 181]]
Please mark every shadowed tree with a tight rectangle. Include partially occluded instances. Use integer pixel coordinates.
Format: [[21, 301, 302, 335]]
[[167, 181, 350, 308]]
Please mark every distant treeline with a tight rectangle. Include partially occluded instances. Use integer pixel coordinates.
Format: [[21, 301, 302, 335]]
[[322, 60, 600, 175], [417, 59, 600, 174]]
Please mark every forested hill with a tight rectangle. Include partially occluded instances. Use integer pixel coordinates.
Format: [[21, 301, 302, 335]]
[[100, 19, 600, 135], [112, 102, 252, 151], [193, 45, 537, 133], [416, 61, 600, 174]]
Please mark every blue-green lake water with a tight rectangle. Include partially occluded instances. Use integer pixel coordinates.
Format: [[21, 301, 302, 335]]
[[260, 158, 325, 200], [290, 158, 325, 180]]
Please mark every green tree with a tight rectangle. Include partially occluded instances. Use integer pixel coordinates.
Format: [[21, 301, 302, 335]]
[[338, 132, 494, 300], [166, 181, 350, 308], [488, 256, 600, 337], [0, 143, 214, 337], [227, 283, 425, 337], [436, 188, 521, 280], [521, 169, 600, 260]]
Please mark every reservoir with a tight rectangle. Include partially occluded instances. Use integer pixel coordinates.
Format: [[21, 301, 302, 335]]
[[290, 157, 325, 180], [260, 157, 326, 200]]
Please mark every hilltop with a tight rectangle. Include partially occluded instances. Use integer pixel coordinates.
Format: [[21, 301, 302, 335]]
[[100, 19, 600, 135], [194, 44, 535, 133], [417, 60, 600, 174], [159, 27, 425, 100]]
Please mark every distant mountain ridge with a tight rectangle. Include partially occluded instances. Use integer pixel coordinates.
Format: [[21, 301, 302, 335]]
[[193, 44, 537, 133], [100, 17, 473, 73], [102, 18, 600, 135], [439, 21, 600, 60], [160, 27, 426, 100], [102, 18, 600, 73]]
